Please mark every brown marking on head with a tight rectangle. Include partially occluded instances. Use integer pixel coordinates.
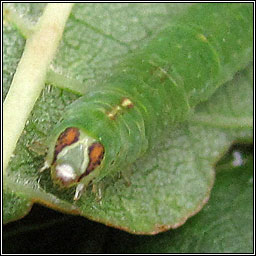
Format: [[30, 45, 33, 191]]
[[121, 97, 134, 109], [77, 142, 104, 181], [53, 127, 80, 163], [86, 142, 105, 175]]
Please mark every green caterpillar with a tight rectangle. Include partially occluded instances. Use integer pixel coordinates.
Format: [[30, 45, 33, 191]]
[[41, 3, 253, 200]]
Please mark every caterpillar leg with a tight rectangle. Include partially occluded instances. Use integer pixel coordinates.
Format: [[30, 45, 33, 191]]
[[74, 183, 86, 201], [73, 170, 101, 201], [39, 161, 51, 173], [92, 183, 103, 203]]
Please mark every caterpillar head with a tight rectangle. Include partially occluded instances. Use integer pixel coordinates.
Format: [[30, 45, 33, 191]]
[[43, 127, 104, 191]]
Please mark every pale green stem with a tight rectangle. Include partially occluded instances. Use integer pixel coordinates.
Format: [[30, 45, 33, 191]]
[[46, 69, 85, 95], [3, 3, 74, 176]]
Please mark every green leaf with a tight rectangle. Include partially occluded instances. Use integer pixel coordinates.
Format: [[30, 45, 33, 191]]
[[70, 65, 252, 234], [106, 154, 253, 253], [3, 147, 253, 253], [3, 186, 32, 224], [50, 3, 192, 92], [3, 3, 252, 237], [3, 23, 25, 100], [191, 65, 253, 130]]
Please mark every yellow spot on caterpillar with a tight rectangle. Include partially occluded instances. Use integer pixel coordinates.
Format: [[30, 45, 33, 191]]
[[121, 98, 134, 108], [107, 106, 122, 120], [197, 34, 208, 42], [107, 98, 134, 120]]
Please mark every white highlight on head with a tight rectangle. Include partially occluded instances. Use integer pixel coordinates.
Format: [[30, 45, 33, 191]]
[[56, 164, 76, 181]]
